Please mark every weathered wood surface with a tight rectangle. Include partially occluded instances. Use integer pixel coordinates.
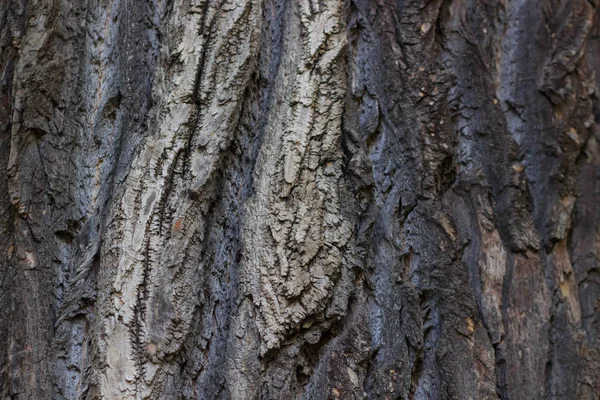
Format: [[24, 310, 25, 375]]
[[1, 0, 599, 398]]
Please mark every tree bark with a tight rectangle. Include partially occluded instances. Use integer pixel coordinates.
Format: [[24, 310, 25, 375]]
[[1, 0, 599, 399]]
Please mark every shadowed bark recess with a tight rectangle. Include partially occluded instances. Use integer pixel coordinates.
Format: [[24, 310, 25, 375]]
[[1, 0, 599, 399]]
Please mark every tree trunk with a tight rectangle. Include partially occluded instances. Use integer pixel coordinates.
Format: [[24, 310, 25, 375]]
[[1, 0, 599, 398]]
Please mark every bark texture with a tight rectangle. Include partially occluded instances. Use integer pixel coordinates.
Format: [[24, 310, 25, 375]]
[[1, 0, 600, 399]]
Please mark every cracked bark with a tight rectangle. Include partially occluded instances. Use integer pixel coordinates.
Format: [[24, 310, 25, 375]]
[[1, 0, 599, 399]]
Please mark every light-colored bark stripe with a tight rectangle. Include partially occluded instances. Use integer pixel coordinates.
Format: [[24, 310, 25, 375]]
[[97, 0, 261, 398], [240, 0, 351, 352]]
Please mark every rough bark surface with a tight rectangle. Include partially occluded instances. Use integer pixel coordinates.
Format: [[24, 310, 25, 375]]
[[1, 0, 599, 399]]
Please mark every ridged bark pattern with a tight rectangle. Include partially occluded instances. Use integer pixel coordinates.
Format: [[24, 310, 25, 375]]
[[0, 0, 599, 399]]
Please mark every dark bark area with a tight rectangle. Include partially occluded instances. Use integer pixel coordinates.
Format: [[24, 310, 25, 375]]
[[0, 0, 599, 399]]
